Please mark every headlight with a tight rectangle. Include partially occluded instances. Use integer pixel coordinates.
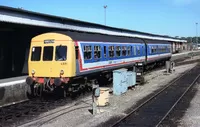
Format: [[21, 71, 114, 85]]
[[60, 70, 64, 75], [31, 70, 35, 75]]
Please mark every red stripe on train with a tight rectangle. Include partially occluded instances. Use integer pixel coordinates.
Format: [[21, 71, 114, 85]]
[[80, 59, 145, 72], [80, 54, 171, 72]]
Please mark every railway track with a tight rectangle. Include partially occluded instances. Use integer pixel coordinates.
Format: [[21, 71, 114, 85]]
[[0, 90, 92, 127], [0, 56, 199, 127], [112, 64, 200, 127]]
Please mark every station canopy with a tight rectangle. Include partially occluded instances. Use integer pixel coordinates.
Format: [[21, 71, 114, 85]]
[[0, 5, 187, 43]]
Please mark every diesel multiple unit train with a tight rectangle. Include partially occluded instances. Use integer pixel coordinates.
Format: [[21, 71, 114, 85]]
[[26, 31, 172, 97]]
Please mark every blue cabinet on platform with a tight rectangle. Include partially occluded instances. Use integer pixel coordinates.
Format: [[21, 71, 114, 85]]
[[127, 71, 136, 87], [113, 68, 128, 95]]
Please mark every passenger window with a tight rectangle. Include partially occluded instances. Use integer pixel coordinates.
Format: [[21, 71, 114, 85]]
[[31, 47, 41, 61], [84, 45, 92, 60], [156, 46, 159, 53], [43, 46, 53, 61], [128, 46, 131, 56], [133, 46, 136, 56], [94, 45, 101, 59], [152, 46, 156, 54], [104, 46, 107, 58], [116, 46, 121, 57], [55, 46, 67, 61], [109, 46, 114, 58], [122, 46, 127, 56]]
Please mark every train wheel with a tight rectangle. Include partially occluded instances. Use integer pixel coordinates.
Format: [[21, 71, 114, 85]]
[[33, 83, 43, 97]]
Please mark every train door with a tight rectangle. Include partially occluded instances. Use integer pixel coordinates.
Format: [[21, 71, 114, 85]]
[[75, 45, 79, 75], [103, 45, 108, 61], [144, 41, 148, 64]]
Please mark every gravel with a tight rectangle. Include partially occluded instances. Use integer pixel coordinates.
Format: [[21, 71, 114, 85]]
[[175, 81, 200, 127], [19, 61, 198, 127]]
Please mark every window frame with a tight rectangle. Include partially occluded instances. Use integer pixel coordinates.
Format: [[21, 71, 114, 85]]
[[43, 46, 54, 61], [109, 45, 115, 58], [122, 46, 127, 56], [94, 45, 101, 59], [115, 46, 121, 57], [83, 45, 92, 60], [31, 46, 42, 61], [55, 45, 67, 61]]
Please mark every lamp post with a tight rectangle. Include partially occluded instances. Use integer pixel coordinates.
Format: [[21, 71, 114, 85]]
[[196, 22, 198, 49], [104, 5, 107, 25]]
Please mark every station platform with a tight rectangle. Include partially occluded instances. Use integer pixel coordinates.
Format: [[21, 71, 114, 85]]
[[0, 76, 28, 107], [171, 50, 200, 61], [0, 50, 200, 107]]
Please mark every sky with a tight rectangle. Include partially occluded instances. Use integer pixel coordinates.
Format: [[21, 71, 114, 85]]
[[0, 0, 200, 37]]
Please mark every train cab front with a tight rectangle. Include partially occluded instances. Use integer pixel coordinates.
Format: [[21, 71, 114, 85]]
[[26, 33, 76, 96]]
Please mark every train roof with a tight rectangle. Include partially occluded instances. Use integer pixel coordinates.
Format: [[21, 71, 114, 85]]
[[54, 31, 170, 44]]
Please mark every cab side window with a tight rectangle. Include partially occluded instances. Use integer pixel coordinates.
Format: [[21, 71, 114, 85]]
[[31, 47, 41, 61]]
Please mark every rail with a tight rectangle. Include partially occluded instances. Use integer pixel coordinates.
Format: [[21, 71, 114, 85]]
[[112, 64, 200, 126]]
